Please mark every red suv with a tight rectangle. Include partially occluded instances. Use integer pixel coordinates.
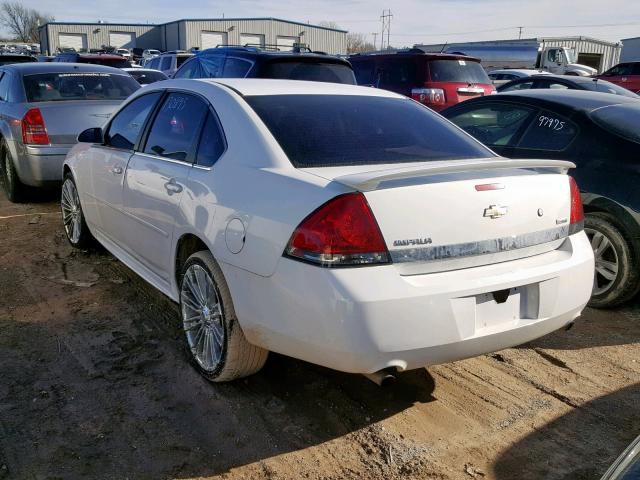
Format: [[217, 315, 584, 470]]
[[598, 62, 640, 94], [349, 50, 495, 111]]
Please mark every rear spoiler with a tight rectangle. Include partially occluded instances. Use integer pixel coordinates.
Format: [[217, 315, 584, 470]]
[[333, 159, 576, 192]]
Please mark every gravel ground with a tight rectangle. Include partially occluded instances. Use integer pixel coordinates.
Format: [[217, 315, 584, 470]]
[[0, 189, 638, 480]]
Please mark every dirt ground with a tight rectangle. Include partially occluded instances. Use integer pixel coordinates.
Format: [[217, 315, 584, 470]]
[[0, 188, 638, 480]]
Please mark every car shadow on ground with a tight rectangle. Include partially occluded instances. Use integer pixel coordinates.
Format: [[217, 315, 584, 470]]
[[0, 249, 437, 479], [493, 383, 640, 480]]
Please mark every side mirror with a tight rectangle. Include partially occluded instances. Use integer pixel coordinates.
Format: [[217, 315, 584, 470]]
[[78, 127, 103, 144]]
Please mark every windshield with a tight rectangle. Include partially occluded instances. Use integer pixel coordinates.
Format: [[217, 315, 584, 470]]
[[23, 72, 140, 102], [129, 70, 168, 85], [584, 79, 640, 98], [590, 103, 640, 144], [429, 59, 491, 84], [246, 94, 493, 167], [259, 61, 356, 84]]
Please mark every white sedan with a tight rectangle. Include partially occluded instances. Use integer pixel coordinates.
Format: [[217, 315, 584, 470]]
[[61, 79, 594, 382]]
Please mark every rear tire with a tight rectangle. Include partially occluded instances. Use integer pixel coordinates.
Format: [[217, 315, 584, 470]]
[[179, 251, 268, 382], [585, 212, 639, 308], [0, 139, 27, 203]]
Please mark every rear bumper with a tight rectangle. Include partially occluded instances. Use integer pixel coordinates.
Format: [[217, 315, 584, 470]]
[[224, 232, 594, 374], [13, 144, 71, 186]]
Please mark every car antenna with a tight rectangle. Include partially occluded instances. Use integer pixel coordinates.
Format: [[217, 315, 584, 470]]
[[439, 42, 448, 53]]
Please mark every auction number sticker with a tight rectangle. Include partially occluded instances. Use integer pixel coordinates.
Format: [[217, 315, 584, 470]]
[[537, 115, 565, 131]]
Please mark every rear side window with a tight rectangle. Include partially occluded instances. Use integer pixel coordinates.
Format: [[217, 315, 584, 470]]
[[246, 94, 493, 168], [144, 92, 209, 162], [23, 73, 139, 102], [591, 103, 640, 144], [259, 61, 356, 84], [199, 55, 224, 77], [0, 72, 10, 101], [429, 60, 490, 84], [379, 58, 418, 87], [105, 92, 161, 150], [223, 57, 252, 77], [517, 110, 578, 151], [446, 103, 535, 147], [161, 56, 172, 71], [196, 112, 226, 167]]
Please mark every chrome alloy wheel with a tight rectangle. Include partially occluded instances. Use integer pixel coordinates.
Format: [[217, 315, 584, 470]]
[[585, 227, 619, 296], [61, 178, 82, 244], [181, 264, 225, 372]]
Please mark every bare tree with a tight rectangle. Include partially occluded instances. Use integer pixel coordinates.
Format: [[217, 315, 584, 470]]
[[318, 21, 341, 30], [0, 2, 53, 42], [347, 33, 375, 54]]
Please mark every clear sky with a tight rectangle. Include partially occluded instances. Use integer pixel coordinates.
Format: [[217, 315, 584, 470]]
[[23, 0, 640, 46]]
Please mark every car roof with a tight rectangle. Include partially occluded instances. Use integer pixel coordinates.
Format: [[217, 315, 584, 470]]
[[492, 89, 640, 111], [3, 62, 127, 74], [349, 50, 480, 62], [195, 47, 350, 63], [194, 78, 403, 98]]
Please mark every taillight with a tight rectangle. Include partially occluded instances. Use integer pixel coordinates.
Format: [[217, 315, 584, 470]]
[[411, 88, 446, 106], [22, 108, 50, 145], [569, 176, 584, 234], [284, 193, 390, 267]]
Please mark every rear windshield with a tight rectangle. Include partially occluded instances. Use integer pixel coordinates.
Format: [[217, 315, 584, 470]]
[[259, 61, 356, 84], [128, 70, 168, 85], [0, 56, 35, 65], [23, 72, 140, 102], [246, 94, 493, 167], [79, 57, 131, 68], [429, 59, 490, 84], [590, 103, 640, 144]]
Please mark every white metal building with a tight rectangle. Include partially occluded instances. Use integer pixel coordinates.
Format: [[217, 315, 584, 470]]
[[39, 18, 347, 55], [620, 37, 640, 63], [416, 36, 622, 73]]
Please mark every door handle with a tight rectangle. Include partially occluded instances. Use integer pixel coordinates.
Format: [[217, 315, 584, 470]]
[[164, 179, 183, 195], [111, 166, 123, 175]]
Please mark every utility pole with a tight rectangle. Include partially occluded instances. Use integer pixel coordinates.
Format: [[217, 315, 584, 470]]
[[518, 26, 523, 39], [380, 9, 392, 49], [372, 32, 378, 50]]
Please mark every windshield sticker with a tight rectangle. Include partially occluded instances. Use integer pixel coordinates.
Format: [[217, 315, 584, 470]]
[[537, 115, 565, 131], [57, 73, 112, 77], [458, 60, 466, 66]]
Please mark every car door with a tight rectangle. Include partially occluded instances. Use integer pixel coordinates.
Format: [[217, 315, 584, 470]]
[[84, 92, 162, 242], [443, 101, 537, 157], [601, 63, 633, 89], [120, 91, 209, 281]]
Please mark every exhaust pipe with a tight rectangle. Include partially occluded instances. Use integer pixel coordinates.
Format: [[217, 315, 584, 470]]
[[363, 368, 397, 386]]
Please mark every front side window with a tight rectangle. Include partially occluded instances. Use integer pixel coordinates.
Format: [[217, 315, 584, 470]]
[[446, 103, 535, 147], [501, 80, 534, 91], [23, 72, 139, 102], [105, 92, 161, 150], [517, 110, 578, 151], [160, 56, 172, 71], [143, 92, 208, 162], [199, 55, 224, 77], [246, 94, 494, 168], [605, 64, 634, 76], [196, 111, 226, 167], [148, 58, 160, 70]]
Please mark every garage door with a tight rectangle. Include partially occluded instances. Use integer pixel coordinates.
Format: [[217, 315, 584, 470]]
[[240, 34, 265, 47], [109, 32, 136, 49], [58, 33, 87, 52], [276, 36, 298, 52], [201, 31, 227, 50]]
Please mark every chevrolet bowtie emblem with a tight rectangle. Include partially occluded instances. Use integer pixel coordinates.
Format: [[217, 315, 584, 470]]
[[483, 205, 508, 219]]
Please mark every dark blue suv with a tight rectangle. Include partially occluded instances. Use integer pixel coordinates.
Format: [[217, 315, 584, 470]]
[[173, 46, 356, 84]]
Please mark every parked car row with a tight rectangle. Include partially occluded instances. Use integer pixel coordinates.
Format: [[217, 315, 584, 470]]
[[0, 43, 636, 386]]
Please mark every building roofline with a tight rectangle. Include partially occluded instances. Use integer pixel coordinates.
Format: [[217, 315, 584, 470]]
[[415, 36, 620, 48], [622, 37, 640, 41], [38, 17, 348, 33]]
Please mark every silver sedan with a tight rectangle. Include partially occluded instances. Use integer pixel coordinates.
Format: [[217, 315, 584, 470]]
[[0, 62, 139, 202]]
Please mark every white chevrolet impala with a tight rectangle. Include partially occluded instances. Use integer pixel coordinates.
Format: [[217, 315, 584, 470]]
[[62, 79, 594, 382]]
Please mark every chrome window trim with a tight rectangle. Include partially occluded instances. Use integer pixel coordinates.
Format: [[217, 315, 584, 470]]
[[133, 151, 193, 167], [390, 224, 571, 263]]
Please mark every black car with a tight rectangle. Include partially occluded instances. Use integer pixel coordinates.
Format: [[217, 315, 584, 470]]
[[173, 45, 356, 84], [498, 74, 639, 98], [442, 90, 640, 308]]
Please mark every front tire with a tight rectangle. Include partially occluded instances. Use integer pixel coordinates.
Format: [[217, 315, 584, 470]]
[[179, 251, 268, 382], [585, 212, 639, 308], [0, 139, 26, 203], [61, 173, 93, 248]]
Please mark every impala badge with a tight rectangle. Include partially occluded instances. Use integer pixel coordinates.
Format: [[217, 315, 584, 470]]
[[483, 205, 508, 219]]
